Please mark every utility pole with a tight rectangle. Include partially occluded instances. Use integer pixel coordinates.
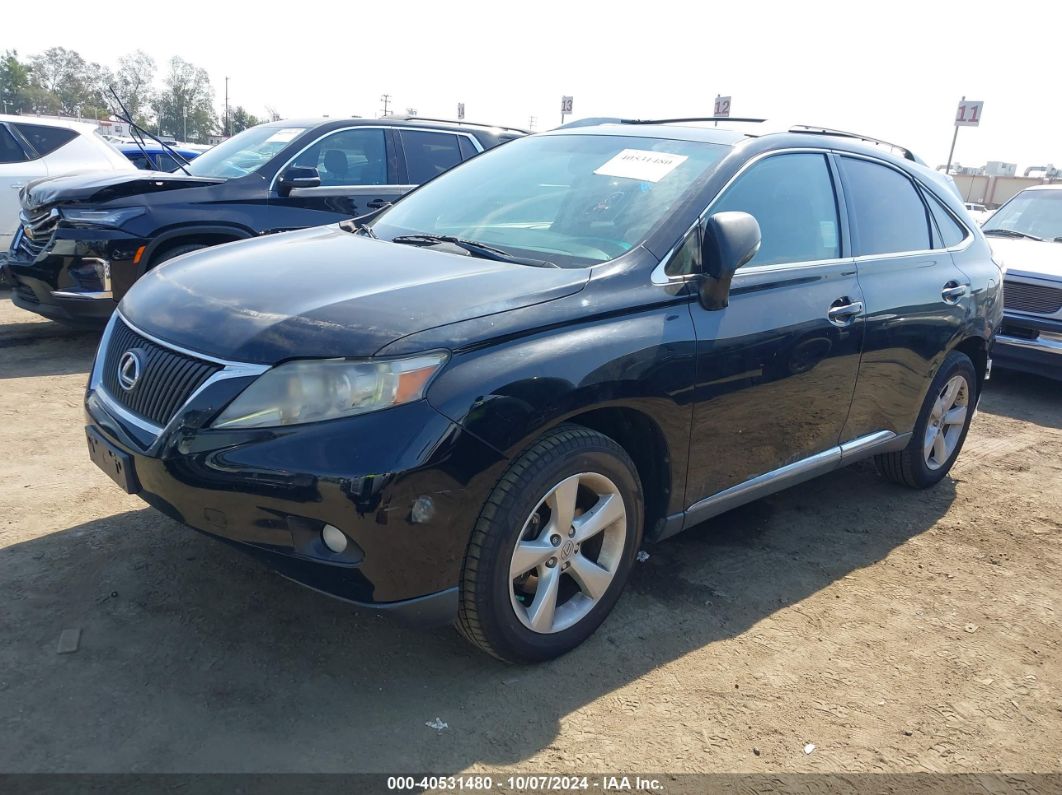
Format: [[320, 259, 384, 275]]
[[224, 76, 229, 138], [945, 95, 964, 176], [379, 93, 391, 118]]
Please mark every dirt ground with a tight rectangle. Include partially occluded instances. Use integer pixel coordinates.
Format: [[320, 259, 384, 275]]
[[0, 288, 1060, 775]]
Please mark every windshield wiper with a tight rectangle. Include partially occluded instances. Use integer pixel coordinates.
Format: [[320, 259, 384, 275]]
[[390, 234, 557, 268], [983, 228, 1044, 241]]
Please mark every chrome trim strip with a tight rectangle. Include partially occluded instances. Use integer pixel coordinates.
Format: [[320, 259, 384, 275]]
[[116, 310, 269, 368], [839, 429, 896, 459], [678, 430, 902, 534], [650, 146, 974, 286], [268, 125, 484, 193], [97, 386, 163, 434], [995, 333, 1062, 354], [52, 290, 113, 300]]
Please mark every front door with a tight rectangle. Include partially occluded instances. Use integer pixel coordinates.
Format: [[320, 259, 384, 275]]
[[270, 127, 406, 227], [681, 152, 866, 510]]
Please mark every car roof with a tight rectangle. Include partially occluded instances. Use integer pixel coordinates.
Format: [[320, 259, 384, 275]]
[[1022, 184, 1062, 191], [258, 117, 526, 137], [0, 113, 98, 133]]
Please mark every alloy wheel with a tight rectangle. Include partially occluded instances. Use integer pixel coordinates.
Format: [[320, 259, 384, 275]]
[[923, 374, 970, 470], [509, 472, 627, 634]]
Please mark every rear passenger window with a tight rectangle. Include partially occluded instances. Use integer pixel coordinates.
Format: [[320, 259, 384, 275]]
[[0, 126, 27, 164], [13, 123, 78, 157], [839, 157, 932, 256], [712, 153, 840, 267], [925, 190, 968, 248], [401, 131, 463, 183]]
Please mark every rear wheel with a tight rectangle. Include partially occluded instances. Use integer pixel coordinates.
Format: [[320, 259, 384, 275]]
[[875, 350, 977, 488], [457, 425, 643, 663]]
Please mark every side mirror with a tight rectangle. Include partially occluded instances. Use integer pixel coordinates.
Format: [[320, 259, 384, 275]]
[[276, 166, 321, 195], [698, 211, 761, 310]]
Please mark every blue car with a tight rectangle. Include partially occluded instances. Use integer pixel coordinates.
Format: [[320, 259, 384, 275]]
[[117, 143, 203, 172]]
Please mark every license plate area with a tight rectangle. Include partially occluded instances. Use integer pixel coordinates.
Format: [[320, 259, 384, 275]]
[[86, 426, 140, 494]]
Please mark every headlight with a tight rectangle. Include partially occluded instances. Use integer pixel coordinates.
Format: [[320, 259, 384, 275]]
[[211, 353, 448, 429], [60, 207, 146, 228]]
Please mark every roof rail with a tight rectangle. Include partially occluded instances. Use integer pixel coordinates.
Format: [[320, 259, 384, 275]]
[[789, 125, 919, 162], [620, 116, 767, 125], [386, 115, 530, 135]]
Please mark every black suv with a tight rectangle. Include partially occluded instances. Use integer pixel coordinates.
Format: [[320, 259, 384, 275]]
[[6, 116, 523, 324], [84, 120, 1002, 662]]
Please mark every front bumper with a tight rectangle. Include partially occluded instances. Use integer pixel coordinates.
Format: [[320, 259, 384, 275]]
[[85, 366, 508, 624], [993, 312, 1062, 380], [6, 226, 146, 325]]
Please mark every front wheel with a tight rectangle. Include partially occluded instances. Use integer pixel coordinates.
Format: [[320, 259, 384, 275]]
[[457, 425, 643, 663], [875, 350, 977, 488]]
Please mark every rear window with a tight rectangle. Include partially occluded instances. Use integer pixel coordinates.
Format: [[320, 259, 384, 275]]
[[13, 123, 78, 157], [926, 191, 968, 248], [839, 157, 932, 256]]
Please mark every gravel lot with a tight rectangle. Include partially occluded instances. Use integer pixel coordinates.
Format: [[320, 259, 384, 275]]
[[1, 289, 1060, 774]]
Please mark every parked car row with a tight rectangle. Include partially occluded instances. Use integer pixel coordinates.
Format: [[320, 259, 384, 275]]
[[8, 115, 994, 662], [3, 116, 524, 324]]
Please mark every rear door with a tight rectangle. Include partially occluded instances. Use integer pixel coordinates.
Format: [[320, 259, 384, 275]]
[[270, 127, 405, 226], [0, 124, 49, 249], [835, 154, 972, 441], [682, 151, 866, 506]]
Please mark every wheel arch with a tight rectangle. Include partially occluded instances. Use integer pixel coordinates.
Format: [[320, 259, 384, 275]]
[[952, 334, 989, 394], [138, 224, 257, 275]]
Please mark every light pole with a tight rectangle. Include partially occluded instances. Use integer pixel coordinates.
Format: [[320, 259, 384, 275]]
[[944, 95, 964, 176]]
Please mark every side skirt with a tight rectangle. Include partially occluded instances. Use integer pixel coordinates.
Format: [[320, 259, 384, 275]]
[[656, 430, 910, 541]]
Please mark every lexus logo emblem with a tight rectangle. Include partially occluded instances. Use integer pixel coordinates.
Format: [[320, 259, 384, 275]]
[[117, 350, 143, 391]]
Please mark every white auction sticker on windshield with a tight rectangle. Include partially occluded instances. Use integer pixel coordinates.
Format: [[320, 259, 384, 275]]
[[265, 128, 304, 144], [594, 149, 688, 182]]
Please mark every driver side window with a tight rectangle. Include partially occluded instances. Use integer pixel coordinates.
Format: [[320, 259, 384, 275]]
[[711, 153, 841, 267]]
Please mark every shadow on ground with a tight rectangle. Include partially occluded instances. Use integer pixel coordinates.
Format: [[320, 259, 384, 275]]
[[979, 368, 1060, 430], [1, 458, 959, 773]]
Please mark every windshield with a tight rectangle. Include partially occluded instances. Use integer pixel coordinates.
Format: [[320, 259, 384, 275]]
[[372, 134, 728, 267], [186, 125, 308, 179], [982, 190, 1062, 241]]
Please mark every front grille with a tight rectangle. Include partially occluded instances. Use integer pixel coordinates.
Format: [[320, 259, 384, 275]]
[[16, 207, 58, 260], [1004, 279, 1062, 315], [102, 318, 222, 427]]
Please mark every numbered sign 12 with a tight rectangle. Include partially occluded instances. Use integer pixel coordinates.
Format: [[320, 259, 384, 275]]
[[955, 100, 984, 127], [714, 95, 731, 117], [561, 96, 574, 114]]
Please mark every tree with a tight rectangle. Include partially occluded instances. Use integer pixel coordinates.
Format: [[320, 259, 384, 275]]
[[228, 105, 260, 135], [27, 47, 109, 117], [113, 50, 156, 127], [152, 56, 216, 142], [0, 50, 33, 114]]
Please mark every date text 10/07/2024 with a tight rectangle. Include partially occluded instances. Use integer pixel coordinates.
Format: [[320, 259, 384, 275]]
[[386, 775, 665, 792]]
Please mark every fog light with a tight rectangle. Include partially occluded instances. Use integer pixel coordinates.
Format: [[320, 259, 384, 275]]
[[411, 496, 435, 524], [321, 524, 348, 554]]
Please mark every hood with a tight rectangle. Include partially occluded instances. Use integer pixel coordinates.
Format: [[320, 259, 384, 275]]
[[21, 170, 224, 211], [986, 237, 1062, 281], [120, 225, 591, 363]]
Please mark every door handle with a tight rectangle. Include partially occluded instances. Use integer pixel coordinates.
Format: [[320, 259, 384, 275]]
[[941, 282, 969, 303], [827, 298, 864, 325]]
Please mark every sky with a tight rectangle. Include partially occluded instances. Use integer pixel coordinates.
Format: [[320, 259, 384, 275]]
[[5, 0, 1062, 171]]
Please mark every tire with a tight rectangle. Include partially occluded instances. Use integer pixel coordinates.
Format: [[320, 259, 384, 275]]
[[150, 243, 208, 268], [874, 350, 978, 489], [457, 425, 644, 663]]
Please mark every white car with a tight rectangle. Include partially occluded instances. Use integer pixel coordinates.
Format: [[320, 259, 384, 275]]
[[964, 202, 993, 225], [0, 115, 134, 250], [982, 184, 1062, 380]]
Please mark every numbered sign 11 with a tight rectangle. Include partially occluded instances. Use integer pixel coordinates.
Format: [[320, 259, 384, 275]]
[[714, 95, 731, 117], [457, 102, 465, 120], [955, 100, 984, 127]]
